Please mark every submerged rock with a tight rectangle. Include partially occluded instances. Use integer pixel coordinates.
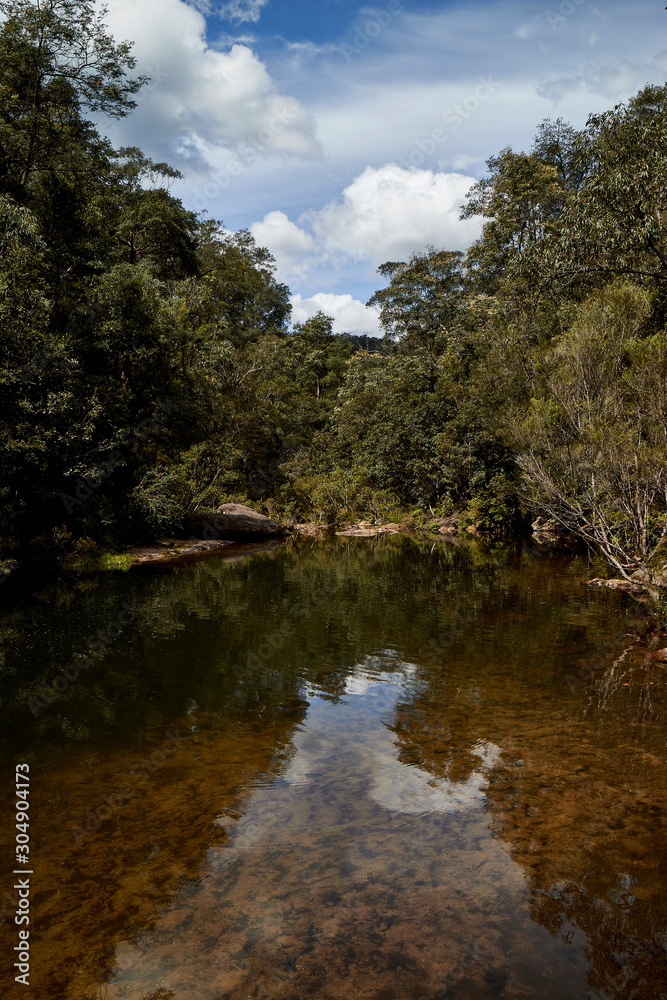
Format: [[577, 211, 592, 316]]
[[336, 523, 401, 537], [588, 577, 646, 593], [336, 528, 379, 536]]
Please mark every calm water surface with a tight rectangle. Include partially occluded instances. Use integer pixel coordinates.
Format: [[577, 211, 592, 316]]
[[1, 536, 666, 1000]]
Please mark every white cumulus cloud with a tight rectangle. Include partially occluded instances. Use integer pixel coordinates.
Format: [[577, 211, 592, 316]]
[[309, 164, 481, 264], [250, 210, 318, 280], [251, 164, 482, 284], [249, 165, 483, 315], [291, 293, 381, 336], [101, 0, 320, 168]]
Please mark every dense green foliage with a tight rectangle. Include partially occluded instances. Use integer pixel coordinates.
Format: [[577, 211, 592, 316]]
[[3, 1, 667, 587]]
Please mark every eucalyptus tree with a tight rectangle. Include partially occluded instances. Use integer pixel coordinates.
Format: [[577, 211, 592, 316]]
[[546, 84, 667, 309], [461, 149, 565, 297], [367, 248, 465, 354], [530, 117, 589, 191], [105, 148, 200, 279]]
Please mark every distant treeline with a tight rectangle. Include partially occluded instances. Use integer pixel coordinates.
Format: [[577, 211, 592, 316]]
[[2, 1, 667, 587]]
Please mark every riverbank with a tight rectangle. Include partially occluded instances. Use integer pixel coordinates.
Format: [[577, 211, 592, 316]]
[[0, 506, 636, 600]]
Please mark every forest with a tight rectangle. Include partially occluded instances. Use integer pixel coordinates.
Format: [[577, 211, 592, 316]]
[[2, 0, 667, 591]]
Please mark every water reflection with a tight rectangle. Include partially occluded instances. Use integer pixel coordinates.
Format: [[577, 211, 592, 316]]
[[0, 536, 664, 999], [390, 642, 667, 999], [104, 663, 586, 1000]]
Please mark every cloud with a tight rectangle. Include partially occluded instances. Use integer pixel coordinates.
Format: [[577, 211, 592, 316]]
[[187, 0, 268, 21], [102, 0, 667, 314], [249, 165, 483, 313], [291, 293, 381, 336], [536, 61, 645, 103], [250, 210, 318, 281], [309, 164, 481, 264], [101, 0, 320, 168], [369, 738, 502, 816], [218, 0, 269, 23], [441, 154, 484, 171], [250, 164, 482, 306]]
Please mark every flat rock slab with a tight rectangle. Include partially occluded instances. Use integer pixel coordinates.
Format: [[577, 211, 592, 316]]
[[127, 540, 233, 565], [336, 525, 401, 537], [588, 577, 646, 593], [182, 509, 289, 541]]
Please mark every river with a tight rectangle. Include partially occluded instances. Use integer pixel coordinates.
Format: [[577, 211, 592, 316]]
[[1, 535, 665, 999]]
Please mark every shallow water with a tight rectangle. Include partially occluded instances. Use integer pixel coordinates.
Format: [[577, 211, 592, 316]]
[[1, 536, 666, 999]]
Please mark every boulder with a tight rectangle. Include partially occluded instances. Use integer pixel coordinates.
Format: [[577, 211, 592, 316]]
[[217, 503, 270, 518], [630, 567, 667, 587], [182, 505, 289, 542]]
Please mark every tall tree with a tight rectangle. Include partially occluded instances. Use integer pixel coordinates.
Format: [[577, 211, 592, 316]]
[[461, 149, 565, 296], [367, 248, 465, 354], [546, 84, 667, 304], [105, 147, 200, 279], [0, 0, 145, 199], [531, 117, 589, 191]]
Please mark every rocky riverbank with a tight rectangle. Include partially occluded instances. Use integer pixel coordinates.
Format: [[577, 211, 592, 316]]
[[0, 506, 650, 594]]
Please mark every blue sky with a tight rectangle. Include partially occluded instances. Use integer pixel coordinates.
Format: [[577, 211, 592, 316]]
[[101, 0, 667, 333]]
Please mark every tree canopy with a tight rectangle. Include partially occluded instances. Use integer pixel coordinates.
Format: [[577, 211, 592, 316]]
[[3, 0, 667, 592]]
